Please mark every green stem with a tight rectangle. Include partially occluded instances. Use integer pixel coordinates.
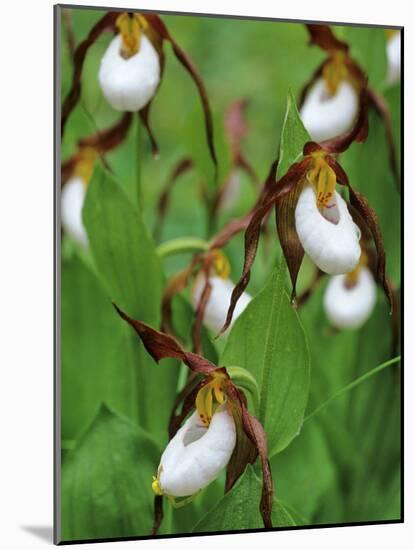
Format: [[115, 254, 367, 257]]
[[156, 237, 210, 259], [304, 356, 401, 423], [135, 116, 142, 208]]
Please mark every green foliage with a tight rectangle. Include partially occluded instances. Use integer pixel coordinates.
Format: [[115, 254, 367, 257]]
[[83, 163, 162, 324], [61, 406, 160, 542], [222, 261, 310, 456], [277, 90, 311, 179], [192, 466, 296, 532]]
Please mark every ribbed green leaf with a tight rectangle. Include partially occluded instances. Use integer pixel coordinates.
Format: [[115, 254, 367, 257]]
[[61, 406, 160, 542], [192, 465, 296, 532], [222, 260, 311, 456]]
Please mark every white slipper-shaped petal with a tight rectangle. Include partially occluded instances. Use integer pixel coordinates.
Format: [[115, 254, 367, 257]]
[[300, 78, 359, 143], [98, 34, 160, 112], [295, 185, 361, 275], [324, 267, 377, 329], [157, 407, 236, 497], [387, 32, 401, 85], [192, 274, 252, 334], [61, 176, 88, 247]]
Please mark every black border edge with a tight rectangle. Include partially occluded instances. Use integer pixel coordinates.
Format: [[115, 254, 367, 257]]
[[54, 4, 62, 546]]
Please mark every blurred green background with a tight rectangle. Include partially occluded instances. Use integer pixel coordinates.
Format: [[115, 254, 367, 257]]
[[60, 7, 401, 543]]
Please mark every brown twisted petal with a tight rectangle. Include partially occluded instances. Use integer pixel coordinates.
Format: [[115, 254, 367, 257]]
[[220, 159, 309, 335], [78, 112, 133, 153], [61, 12, 119, 136], [226, 383, 273, 529], [306, 24, 349, 52], [61, 112, 133, 186], [324, 153, 392, 310], [346, 187, 393, 312], [141, 14, 217, 175], [113, 303, 217, 375], [275, 177, 306, 302]]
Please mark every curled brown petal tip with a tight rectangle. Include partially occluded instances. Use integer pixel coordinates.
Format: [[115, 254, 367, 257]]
[[346, 188, 393, 312], [61, 11, 118, 136], [113, 302, 217, 374]]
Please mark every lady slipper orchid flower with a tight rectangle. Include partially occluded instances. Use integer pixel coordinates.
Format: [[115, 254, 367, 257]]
[[161, 248, 251, 353], [60, 113, 133, 247], [113, 305, 273, 532], [219, 142, 392, 335], [300, 24, 400, 189], [323, 254, 377, 329], [61, 11, 217, 167], [98, 14, 161, 111], [192, 271, 252, 334], [294, 158, 361, 275], [61, 146, 96, 247], [61, 174, 90, 248], [299, 25, 369, 150], [152, 406, 236, 499], [386, 30, 401, 84], [300, 76, 359, 143]]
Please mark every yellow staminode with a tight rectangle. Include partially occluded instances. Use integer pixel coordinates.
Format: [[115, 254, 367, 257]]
[[152, 475, 163, 496], [74, 147, 97, 186], [307, 153, 337, 212], [322, 51, 348, 95], [195, 371, 227, 427], [116, 13, 148, 58], [211, 249, 231, 279]]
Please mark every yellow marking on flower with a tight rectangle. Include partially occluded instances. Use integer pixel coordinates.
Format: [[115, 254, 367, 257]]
[[322, 51, 348, 95], [344, 250, 367, 288], [74, 147, 97, 186], [307, 154, 337, 212], [196, 372, 228, 426], [211, 249, 231, 279], [116, 13, 147, 58], [152, 475, 163, 496]]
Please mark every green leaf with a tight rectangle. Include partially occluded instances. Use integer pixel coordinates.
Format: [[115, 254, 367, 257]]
[[83, 162, 163, 324], [82, 164, 179, 443], [222, 260, 311, 456], [61, 253, 142, 439], [276, 90, 311, 179], [192, 466, 296, 532], [61, 405, 160, 542]]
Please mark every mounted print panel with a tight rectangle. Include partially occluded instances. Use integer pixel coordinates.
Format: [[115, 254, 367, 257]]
[[55, 4, 402, 545]]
